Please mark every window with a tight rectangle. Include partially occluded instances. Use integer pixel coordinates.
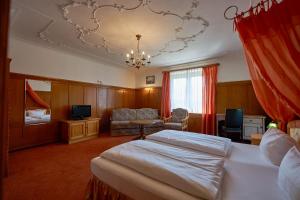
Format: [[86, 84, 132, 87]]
[[170, 68, 202, 113]]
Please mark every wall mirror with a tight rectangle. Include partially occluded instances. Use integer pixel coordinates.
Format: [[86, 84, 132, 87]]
[[25, 79, 51, 125]]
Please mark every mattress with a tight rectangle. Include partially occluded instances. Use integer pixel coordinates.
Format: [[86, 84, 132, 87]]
[[91, 142, 285, 200]]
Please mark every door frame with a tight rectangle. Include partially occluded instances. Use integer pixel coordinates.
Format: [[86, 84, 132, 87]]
[[0, 0, 10, 198]]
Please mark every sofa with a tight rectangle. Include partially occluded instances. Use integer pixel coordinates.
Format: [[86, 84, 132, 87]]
[[110, 108, 164, 136]]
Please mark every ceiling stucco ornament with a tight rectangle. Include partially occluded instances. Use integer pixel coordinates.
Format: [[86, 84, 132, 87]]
[[39, 20, 69, 48], [57, 0, 209, 59]]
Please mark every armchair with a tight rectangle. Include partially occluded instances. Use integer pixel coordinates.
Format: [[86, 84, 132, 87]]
[[164, 108, 189, 131]]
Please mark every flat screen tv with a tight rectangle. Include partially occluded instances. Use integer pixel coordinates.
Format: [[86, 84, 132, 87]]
[[71, 105, 91, 120]]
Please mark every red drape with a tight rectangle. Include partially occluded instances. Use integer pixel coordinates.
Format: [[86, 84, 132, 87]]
[[201, 65, 218, 135], [235, 0, 300, 130], [26, 81, 50, 109], [161, 71, 171, 118]]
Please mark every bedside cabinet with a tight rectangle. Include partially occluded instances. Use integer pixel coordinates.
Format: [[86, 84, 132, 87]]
[[251, 133, 263, 145], [60, 118, 100, 144]]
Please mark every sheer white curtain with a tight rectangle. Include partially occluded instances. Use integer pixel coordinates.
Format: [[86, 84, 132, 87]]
[[170, 68, 202, 113]]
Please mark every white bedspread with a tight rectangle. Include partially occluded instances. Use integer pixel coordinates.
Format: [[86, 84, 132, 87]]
[[101, 140, 225, 200], [147, 130, 232, 157]]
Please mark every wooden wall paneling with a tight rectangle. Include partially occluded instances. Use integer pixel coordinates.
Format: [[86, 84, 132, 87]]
[[135, 87, 162, 111], [188, 113, 202, 133], [216, 81, 265, 115], [69, 84, 84, 106], [84, 86, 97, 117], [51, 82, 69, 120], [51, 82, 69, 142], [97, 87, 109, 131], [22, 123, 54, 147], [97, 87, 107, 117], [115, 88, 123, 108], [122, 89, 135, 108], [129, 89, 136, 108], [150, 87, 161, 110], [216, 84, 228, 114], [106, 87, 115, 111], [134, 89, 143, 109], [246, 84, 265, 115], [8, 78, 25, 150]]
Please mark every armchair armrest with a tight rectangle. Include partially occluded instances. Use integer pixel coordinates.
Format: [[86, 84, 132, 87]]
[[164, 116, 172, 123], [181, 116, 189, 123]]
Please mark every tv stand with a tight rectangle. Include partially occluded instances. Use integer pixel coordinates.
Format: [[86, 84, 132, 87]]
[[60, 118, 100, 144]]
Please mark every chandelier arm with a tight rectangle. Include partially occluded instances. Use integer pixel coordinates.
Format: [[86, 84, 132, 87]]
[[137, 37, 140, 55]]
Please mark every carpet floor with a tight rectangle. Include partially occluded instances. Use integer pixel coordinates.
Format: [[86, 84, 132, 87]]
[[4, 134, 136, 200]]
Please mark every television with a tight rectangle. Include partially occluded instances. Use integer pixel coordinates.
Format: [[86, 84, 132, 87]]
[[71, 105, 91, 120]]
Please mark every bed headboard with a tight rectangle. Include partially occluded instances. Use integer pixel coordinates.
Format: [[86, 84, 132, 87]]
[[287, 120, 300, 144]]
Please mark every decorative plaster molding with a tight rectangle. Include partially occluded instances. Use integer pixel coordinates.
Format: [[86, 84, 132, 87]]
[[40, 0, 209, 59]]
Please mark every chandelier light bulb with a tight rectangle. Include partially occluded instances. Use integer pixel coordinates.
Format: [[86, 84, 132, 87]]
[[131, 50, 134, 54]]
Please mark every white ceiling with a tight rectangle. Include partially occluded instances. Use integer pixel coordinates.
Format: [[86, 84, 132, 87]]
[[9, 0, 258, 68]]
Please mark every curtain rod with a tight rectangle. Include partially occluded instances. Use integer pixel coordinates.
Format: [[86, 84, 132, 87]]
[[164, 63, 220, 73]]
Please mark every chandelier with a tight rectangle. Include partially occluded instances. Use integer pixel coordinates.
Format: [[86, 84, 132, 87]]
[[125, 34, 151, 69]]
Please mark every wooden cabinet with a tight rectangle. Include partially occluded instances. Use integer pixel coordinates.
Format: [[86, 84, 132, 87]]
[[60, 118, 100, 144]]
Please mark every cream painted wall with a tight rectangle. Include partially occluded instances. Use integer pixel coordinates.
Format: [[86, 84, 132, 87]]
[[8, 38, 249, 89], [8, 38, 136, 88], [135, 50, 250, 88]]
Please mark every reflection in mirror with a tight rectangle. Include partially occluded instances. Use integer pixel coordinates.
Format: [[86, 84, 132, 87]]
[[25, 79, 51, 125]]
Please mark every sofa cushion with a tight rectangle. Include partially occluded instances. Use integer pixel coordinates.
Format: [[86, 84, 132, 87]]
[[164, 122, 183, 130], [136, 108, 159, 120], [111, 121, 139, 129], [112, 108, 137, 121]]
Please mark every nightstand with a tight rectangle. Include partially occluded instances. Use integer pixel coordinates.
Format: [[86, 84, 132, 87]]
[[251, 133, 263, 145]]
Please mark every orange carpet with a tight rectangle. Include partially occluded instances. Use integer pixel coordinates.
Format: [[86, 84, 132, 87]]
[[4, 134, 135, 200]]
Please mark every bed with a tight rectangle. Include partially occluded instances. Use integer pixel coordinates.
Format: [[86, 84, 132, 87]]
[[87, 121, 300, 200]]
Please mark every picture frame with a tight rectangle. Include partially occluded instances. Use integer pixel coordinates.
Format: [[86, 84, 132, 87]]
[[146, 75, 155, 84]]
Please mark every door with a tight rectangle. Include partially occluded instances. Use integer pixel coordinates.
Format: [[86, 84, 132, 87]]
[[69, 122, 86, 140], [86, 120, 99, 137]]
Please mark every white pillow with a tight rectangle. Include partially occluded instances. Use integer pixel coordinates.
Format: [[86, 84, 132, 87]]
[[278, 146, 300, 200], [260, 128, 297, 166], [27, 109, 46, 119], [290, 128, 300, 145]]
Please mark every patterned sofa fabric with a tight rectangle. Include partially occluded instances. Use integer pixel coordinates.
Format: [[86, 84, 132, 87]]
[[164, 122, 183, 130], [112, 108, 136, 121], [111, 108, 163, 136], [136, 108, 159, 120], [171, 108, 189, 123], [111, 121, 139, 129]]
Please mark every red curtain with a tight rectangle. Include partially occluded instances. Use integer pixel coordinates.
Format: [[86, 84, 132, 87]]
[[161, 71, 171, 118], [235, 0, 300, 130], [26, 81, 50, 109], [201, 65, 218, 135]]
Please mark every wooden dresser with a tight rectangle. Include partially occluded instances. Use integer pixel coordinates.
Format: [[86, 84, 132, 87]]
[[60, 118, 100, 144]]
